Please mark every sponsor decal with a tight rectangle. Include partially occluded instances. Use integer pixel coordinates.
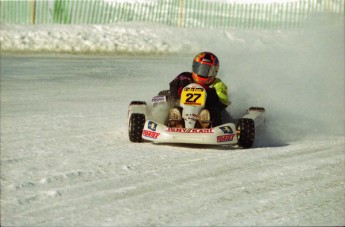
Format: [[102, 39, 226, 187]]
[[217, 134, 235, 142], [183, 87, 205, 92], [166, 128, 213, 133], [219, 126, 233, 134], [152, 95, 166, 103], [142, 130, 160, 139], [148, 121, 158, 131], [184, 113, 199, 121], [184, 102, 202, 106]]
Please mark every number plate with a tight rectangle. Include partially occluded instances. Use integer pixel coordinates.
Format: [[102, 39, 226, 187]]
[[180, 87, 206, 106]]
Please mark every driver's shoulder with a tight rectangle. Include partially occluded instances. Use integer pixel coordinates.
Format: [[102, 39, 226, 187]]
[[211, 78, 227, 89]]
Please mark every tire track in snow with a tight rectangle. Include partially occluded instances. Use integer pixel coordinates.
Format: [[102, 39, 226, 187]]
[[6, 139, 344, 226]]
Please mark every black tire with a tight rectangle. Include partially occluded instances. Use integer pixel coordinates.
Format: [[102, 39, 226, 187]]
[[130, 101, 146, 105], [237, 118, 255, 148], [128, 113, 145, 143], [158, 90, 170, 96]]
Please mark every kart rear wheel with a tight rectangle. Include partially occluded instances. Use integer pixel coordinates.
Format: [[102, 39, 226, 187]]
[[129, 113, 145, 143], [158, 90, 171, 96], [236, 118, 255, 148]]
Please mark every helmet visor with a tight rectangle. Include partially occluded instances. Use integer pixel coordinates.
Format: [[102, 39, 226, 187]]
[[193, 62, 212, 78]]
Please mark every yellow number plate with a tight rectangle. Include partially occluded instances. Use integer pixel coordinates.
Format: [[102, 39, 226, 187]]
[[180, 87, 206, 106]]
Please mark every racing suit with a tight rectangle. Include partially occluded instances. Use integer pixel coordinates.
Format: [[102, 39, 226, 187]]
[[169, 72, 230, 126]]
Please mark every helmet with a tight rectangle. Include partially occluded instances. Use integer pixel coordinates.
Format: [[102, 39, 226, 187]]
[[192, 52, 219, 86]]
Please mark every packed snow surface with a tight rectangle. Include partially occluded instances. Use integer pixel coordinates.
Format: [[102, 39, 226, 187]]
[[1, 15, 344, 226]]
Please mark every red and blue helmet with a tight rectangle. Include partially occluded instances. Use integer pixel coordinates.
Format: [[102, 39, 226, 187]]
[[192, 52, 219, 86]]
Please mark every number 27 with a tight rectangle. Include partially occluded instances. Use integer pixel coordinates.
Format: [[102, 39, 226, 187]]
[[186, 93, 201, 102]]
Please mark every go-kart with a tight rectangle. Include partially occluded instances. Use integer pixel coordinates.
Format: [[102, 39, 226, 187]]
[[128, 83, 265, 148]]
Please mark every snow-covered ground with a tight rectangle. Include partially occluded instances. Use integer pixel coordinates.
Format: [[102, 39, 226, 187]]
[[1, 14, 344, 226]]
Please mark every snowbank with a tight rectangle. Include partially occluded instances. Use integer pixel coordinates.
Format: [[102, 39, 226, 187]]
[[1, 23, 194, 55], [0, 22, 294, 56], [0, 22, 314, 55]]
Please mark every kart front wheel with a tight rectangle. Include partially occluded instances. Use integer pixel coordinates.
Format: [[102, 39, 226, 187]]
[[128, 113, 145, 143], [236, 118, 255, 148]]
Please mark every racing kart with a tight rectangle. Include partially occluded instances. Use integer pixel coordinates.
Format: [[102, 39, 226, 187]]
[[128, 83, 265, 148]]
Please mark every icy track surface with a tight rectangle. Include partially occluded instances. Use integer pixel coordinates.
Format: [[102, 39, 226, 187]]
[[1, 17, 344, 226]]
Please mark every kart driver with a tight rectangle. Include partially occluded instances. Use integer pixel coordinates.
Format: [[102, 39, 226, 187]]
[[167, 51, 230, 128]]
